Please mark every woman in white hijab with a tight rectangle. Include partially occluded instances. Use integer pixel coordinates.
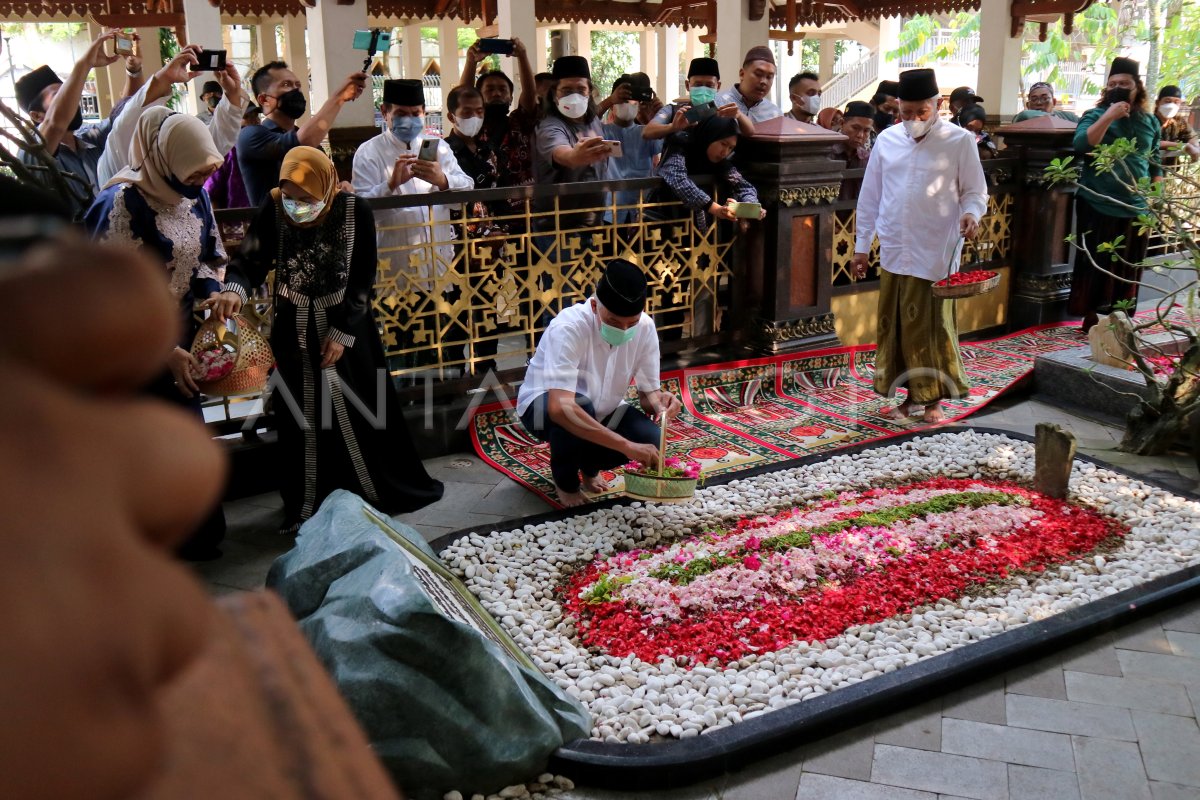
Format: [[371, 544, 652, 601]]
[[84, 105, 228, 560], [85, 106, 226, 399]]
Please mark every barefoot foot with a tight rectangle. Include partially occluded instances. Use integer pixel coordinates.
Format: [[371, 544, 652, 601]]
[[580, 473, 608, 494], [879, 402, 918, 420], [554, 485, 587, 507], [922, 402, 947, 424]]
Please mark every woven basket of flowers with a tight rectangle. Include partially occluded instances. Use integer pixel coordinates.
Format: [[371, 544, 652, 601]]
[[621, 418, 701, 503], [190, 312, 273, 397], [932, 270, 1000, 299]]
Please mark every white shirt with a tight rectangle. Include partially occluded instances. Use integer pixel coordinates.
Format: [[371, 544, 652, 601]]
[[352, 131, 472, 285], [854, 117, 989, 282], [517, 299, 661, 419]]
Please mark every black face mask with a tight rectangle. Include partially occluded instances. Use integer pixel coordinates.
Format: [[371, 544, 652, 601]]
[[66, 106, 84, 132], [1105, 87, 1132, 106], [272, 89, 307, 120], [206, 95, 221, 109], [165, 172, 204, 200], [873, 110, 894, 132], [484, 102, 510, 124]]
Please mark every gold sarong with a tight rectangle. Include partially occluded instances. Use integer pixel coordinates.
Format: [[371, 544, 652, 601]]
[[873, 271, 970, 405]]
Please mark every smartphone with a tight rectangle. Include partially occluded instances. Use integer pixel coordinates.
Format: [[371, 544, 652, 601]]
[[685, 101, 717, 124], [418, 137, 440, 162], [196, 49, 226, 71], [603, 139, 623, 158], [730, 201, 762, 219], [631, 85, 655, 103], [477, 38, 515, 55], [352, 29, 392, 53], [114, 34, 135, 57]]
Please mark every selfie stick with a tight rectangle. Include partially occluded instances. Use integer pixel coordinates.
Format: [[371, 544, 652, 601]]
[[363, 28, 382, 72]]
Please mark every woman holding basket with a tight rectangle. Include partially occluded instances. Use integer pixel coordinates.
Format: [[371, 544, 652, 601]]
[[85, 105, 228, 559], [209, 147, 443, 535]]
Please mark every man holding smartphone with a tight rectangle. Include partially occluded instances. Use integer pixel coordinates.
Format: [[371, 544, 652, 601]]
[[15, 31, 230, 216], [600, 74, 661, 222], [352, 79, 472, 375], [457, 37, 539, 221], [643, 57, 753, 140], [238, 60, 367, 207]]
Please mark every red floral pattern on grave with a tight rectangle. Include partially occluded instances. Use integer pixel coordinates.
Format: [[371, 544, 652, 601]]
[[560, 478, 1127, 667]]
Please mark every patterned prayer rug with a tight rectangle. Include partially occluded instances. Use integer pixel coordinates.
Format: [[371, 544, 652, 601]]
[[468, 316, 1164, 508]]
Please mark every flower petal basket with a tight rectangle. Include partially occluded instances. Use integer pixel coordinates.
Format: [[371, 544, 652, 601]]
[[621, 450, 702, 504], [622, 471, 699, 503], [932, 270, 1000, 299], [190, 312, 274, 397]]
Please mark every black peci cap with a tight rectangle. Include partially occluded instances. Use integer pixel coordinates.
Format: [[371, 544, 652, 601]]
[[596, 258, 647, 317], [383, 79, 425, 106]]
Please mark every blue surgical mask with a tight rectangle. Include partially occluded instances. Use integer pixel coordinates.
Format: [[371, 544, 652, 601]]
[[281, 196, 326, 224], [390, 115, 424, 142], [165, 172, 203, 200], [689, 86, 717, 106], [600, 320, 638, 347]]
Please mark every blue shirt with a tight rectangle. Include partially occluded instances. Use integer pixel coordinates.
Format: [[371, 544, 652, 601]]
[[20, 120, 110, 217], [601, 121, 661, 181], [85, 183, 225, 346], [715, 86, 782, 123], [237, 118, 301, 208]]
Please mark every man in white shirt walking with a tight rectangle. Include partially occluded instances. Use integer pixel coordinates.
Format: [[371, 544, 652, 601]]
[[517, 259, 683, 507], [851, 68, 988, 424]]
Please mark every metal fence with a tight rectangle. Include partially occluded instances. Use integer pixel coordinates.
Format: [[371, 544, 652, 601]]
[[209, 177, 739, 417], [830, 159, 1019, 289]]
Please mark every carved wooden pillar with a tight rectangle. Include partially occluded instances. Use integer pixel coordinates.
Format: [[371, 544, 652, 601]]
[[996, 116, 1078, 329], [734, 117, 846, 353]]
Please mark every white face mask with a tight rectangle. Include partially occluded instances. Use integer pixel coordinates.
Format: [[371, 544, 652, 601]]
[[903, 115, 936, 139], [614, 102, 639, 122], [557, 93, 589, 119], [455, 115, 483, 137], [1160, 102, 1181, 118], [791, 93, 821, 116]]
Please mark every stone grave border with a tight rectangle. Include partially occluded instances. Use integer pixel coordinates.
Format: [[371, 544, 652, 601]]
[[428, 426, 1200, 790]]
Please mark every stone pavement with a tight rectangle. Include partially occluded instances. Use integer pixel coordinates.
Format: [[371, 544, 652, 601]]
[[196, 395, 1200, 800]]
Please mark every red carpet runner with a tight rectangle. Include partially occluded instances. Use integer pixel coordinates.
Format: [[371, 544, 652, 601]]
[[467, 320, 1130, 508]]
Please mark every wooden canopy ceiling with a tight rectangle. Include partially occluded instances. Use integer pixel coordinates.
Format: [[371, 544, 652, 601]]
[[0, 0, 1095, 43]]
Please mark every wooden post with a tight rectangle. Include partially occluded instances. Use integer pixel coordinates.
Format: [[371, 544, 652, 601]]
[[734, 116, 847, 353]]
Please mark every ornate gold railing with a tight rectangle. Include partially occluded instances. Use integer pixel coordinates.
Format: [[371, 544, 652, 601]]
[[367, 178, 737, 382], [830, 159, 1019, 288], [208, 177, 739, 420]]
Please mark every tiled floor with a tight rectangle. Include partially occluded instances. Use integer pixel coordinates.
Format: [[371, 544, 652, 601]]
[[196, 395, 1200, 800]]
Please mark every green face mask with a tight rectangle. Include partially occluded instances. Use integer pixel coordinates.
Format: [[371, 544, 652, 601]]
[[600, 320, 638, 347], [689, 86, 717, 106]]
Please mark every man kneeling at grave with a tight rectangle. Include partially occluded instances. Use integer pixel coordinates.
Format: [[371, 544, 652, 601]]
[[517, 259, 683, 506]]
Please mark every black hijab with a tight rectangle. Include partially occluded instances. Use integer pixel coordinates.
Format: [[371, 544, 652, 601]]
[[668, 114, 740, 176]]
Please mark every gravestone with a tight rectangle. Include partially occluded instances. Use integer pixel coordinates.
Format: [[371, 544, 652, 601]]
[[1034, 422, 1076, 499], [1088, 312, 1132, 368]]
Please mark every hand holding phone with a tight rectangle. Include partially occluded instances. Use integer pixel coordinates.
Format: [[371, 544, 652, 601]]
[[685, 102, 718, 124], [477, 38, 515, 56], [114, 34, 135, 57], [195, 49, 226, 72], [728, 201, 763, 220], [602, 139, 623, 159], [417, 137, 440, 162]]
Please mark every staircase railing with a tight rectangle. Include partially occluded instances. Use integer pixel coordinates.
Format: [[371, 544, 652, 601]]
[[822, 50, 879, 110]]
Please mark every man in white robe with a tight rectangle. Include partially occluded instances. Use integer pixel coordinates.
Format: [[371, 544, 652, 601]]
[[852, 68, 988, 424], [352, 79, 472, 373]]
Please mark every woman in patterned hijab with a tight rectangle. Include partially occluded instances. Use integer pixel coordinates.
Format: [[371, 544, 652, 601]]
[[211, 146, 443, 534]]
